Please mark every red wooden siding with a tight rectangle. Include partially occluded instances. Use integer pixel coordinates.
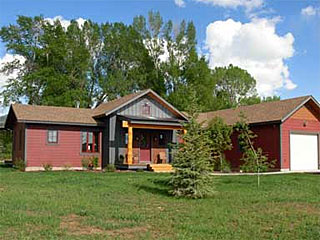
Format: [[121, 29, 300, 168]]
[[225, 123, 281, 170], [281, 105, 320, 169], [26, 125, 102, 168]]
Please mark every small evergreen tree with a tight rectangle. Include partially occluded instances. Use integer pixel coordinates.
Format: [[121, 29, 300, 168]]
[[207, 117, 233, 172], [234, 113, 275, 186], [170, 93, 214, 198]]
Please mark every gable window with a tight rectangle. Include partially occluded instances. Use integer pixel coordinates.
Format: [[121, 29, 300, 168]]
[[141, 102, 151, 115], [47, 130, 58, 144], [82, 131, 99, 153]]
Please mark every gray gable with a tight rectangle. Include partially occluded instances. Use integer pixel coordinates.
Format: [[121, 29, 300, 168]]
[[117, 95, 176, 119]]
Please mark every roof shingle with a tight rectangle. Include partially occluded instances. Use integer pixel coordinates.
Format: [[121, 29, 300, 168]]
[[197, 96, 312, 126], [11, 104, 98, 125]]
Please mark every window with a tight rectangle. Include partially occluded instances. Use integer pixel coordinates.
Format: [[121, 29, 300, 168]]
[[82, 131, 99, 153], [125, 133, 128, 145], [141, 102, 150, 115], [47, 130, 58, 144]]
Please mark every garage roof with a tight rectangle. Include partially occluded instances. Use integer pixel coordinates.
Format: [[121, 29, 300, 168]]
[[198, 95, 319, 126]]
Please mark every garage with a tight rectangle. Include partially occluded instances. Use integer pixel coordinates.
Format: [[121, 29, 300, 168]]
[[290, 133, 319, 171]]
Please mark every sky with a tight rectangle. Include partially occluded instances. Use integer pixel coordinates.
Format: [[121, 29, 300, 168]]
[[0, 0, 319, 103]]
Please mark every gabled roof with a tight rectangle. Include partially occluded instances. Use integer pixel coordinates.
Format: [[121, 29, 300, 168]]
[[93, 90, 149, 117], [198, 95, 319, 126], [93, 89, 188, 120], [6, 104, 99, 127], [5, 89, 188, 127]]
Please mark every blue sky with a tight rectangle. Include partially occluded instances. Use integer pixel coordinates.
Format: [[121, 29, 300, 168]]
[[0, 0, 319, 100]]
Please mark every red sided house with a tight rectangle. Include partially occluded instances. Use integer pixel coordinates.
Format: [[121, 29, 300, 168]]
[[198, 96, 320, 172], [5, 89, 188, 171]]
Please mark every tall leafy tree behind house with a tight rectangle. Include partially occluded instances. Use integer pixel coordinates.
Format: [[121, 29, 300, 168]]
[[211, 64, 257, 110], [0, 15, 163, 107], [211, 64, 280, 110], [0, 16, 91, 107], [40, 20, 91, 107], [0, 16, 46, 105], [95, 22, 155, 104], [133, 11, 215, 111], [0, 14, 279, 110]]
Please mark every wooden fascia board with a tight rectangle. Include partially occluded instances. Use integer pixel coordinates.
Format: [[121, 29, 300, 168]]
[[122, 120, 183, 130]]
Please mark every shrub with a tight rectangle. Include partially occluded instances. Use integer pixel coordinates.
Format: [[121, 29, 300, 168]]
[[82, 157, 99, 170], [91, 157, 99, 169], [105, 164, 116, 172], [207, 117, 233, 168], [14, 158, 25, 172], [81, 158, 90, 170], [43, 163, 52, 172]]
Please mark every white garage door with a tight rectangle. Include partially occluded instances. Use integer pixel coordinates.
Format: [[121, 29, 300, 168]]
[[290, 133, 319, 171]]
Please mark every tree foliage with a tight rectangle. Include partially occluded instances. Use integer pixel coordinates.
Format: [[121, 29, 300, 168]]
[[0, 13, 279, 110], [212, 64, 257, 109], [170, 94, 214, 198], [207, 117, 233, 171]]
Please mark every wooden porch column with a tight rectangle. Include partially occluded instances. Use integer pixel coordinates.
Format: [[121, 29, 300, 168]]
[[127, 125, 133, 165]]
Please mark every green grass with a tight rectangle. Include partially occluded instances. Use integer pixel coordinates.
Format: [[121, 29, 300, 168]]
[[0, 165, 319, 239]]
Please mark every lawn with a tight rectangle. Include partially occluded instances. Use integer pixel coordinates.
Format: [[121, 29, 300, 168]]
[[0, 166, 319, 239]]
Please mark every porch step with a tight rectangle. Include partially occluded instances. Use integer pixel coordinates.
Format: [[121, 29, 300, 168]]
[[148, 164, 173, 173]]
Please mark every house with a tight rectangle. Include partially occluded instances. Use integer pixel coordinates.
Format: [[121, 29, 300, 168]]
[[198, 95, 320, 172], [5, 89, 188, 171]]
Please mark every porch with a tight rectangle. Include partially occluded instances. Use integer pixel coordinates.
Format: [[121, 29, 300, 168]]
[[117, 115, 185, 171]]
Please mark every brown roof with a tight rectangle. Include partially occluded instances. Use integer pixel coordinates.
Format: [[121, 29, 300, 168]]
[[7, 89, 187, 127], [93, 90, 148, 117], [198, 96, 313, 126], [11, 104, 98, 125]]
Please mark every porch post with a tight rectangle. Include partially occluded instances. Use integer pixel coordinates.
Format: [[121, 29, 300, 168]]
[[127, 125, 133, 165]]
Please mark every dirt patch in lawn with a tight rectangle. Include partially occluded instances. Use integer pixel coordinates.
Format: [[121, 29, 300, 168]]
[[105, 226, 150, 239], [60, 214, 104, 236], [266, 202, 320, 216], [60, 214, 151, 238]]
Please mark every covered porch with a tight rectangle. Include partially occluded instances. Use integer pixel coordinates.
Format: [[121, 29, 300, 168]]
[[118, 115, 185, 170]]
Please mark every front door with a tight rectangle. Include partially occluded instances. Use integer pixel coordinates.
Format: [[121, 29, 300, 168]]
[[139, 131, 151, 162]]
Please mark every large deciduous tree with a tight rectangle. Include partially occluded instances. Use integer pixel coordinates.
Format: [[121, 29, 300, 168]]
[[0, 13, 279, 111], [212, 64, 257, 110]]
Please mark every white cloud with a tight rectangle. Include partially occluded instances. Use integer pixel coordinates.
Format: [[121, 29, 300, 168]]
[[174, 0, 186, 7], [301, 5, 318, 16], [205, 18, 296, 96], [195, 0, 264, 11], [0, 54, 25, 89], [0, 54, 25, 112], [44, 16, 86, 29]]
